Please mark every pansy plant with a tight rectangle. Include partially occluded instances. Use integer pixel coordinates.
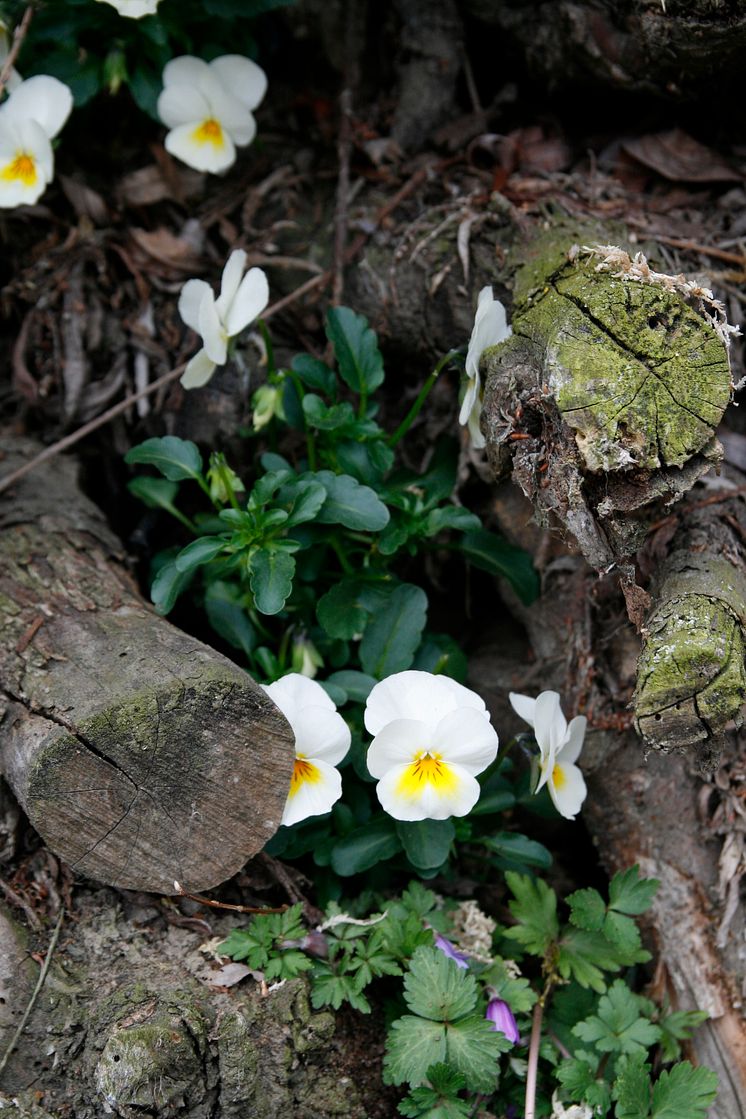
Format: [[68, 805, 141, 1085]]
[[460, 285, 511, 448], [0, 75, 72, 207]]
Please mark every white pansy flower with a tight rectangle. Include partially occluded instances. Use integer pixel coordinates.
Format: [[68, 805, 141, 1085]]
[[0, 75, 73, 207], [365, 671, 499, 822], [0, 21, 22, 93], [263, 674, 351, 828], [96, 0, 162, 16], [157, 55, 267, 174], [509, 690, 587, 819], [178, 249, 269, 389], [460, 285, 511, 449]]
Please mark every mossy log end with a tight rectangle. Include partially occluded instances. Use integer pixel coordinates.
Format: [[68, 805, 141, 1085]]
[[482, 224, 730, 570], [634, 490, 746, 766], [0, 439, 294, 894]]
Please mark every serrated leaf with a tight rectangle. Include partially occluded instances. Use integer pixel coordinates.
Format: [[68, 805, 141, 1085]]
[[250, 469, 292, 508], [326, 306, 385, 394], [174, 535, 226, 573], [568, 887, 607, 931], [573, 980, 662, 1055], [504, 872, 559, 956], [317, 580, 370, 640], [650, 1062, 718, 1119], [248, 549, 295, 615], [125, 436, 203, 481], [460, 529, 539, 605], [658, 1009, 709, 1062], [127, 475, 180, 511], [443, 1016, 508, 1093], [403, 947, 477, 1022], [359, 583, 427, 678], [397, 819, 455, 871], [313, 470, 390, 531], [557, 928, 628, 992], [330, 816, 402, 876], [613, 1052, 652, 1119], [484, 967, 536, 1015], [603, 910, 645, 958], [609, 865, 660, 916], [204, 581, 256, 656], [302, 394, 357, 431], [556, 1056, 601, 1100], [384, 1017, 448, 1086]]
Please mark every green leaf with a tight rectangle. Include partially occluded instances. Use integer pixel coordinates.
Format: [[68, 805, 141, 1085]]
[[204, 582, 256, 656], [482, 961, 536, 1015], [609, 865, 660, 916], [557, 928, 628, 992], [556, 1055, 602, 1101], [283, 479, 327, 527], [250, 469, 292, 508], [603, 911, 646, 958], [398, 1064, 471, 1119], [326, 306, 385, 395], [127, 476, 180, 512], [325, 670, 376, 703], [384, 1018, 447, 1087], [613, 1053, 652, 1119], [125, 436, 203, 482], [444, 1016, 508, 1093], [460, 529, 539, 605], [359, 583, 428, 678], [573, 981, 662, 1055], [397, 820, 454, 871], [503, 872, 559, 956], [317, 580, 370, 640], [650, 1062, 718, 1119], [302, 394, 357, 431], [174, 536, 226, 573], [335, 439, 394, 485], [311, 967, 371, 1012], [658, 1009, 709, 1063], [568, 888, 607, 932], [424, 507, 481, 536], [150, 560, 192, 615], [291, 352, 336, 396], [330, 817, 402, 876], [403, 947, 477, 1022], [248, 549, 295, 615], [412, 635, 468, 684], [481, 831, 552, 870], [313, 470, 390, 531]]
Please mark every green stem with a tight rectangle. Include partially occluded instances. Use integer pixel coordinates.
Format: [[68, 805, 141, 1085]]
[[388, 349, 458, 448], [194, 473, 222, 511], [329, 536, 355, 576], [217, 461, 242, 512], [164, 504, 199, 534], [286, 369, 317, 471], [257, 319, 276, 377]]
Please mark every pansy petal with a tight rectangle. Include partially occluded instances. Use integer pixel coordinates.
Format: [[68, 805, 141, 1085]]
[[376, 760, 480, 821], [466, 291, 511, 380], [178, 278, 212, 333], [508, 692, 536, 729], [364, 671, 486, 736], [2, 75, 72, 140], [215, 249, 247, 319], [197, 290, 227, 364], [465, 384, 486, 448], [366, 719, 431, 779], [0, 119, 52, 207], [458, 370, 479, 427], [157, 84, 212, 129], [98, 0, 161, 15], [224, 266, 269, 337], [281, 757, 341, 827], [164, 121, 236, 174], [210, 55, 268, 111], [162, 56, 210, 90], [562, 716, 587, 765], [533, 691, 566, 760], [293, 706, 351, 767], [197, 69, 257, 145], [180, 349, 216, 389], [263, 673, 336, 724], [431, 707, 498, 775], [548, 761, 587, 820]]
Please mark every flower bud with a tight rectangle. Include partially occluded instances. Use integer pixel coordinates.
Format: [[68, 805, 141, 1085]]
[[291, 636, 323, 679], [252, 383, 284, 430], [485, 997, 519, 1044]]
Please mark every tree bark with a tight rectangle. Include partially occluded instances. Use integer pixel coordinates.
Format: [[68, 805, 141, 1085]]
[[0, 438, 294, 895]]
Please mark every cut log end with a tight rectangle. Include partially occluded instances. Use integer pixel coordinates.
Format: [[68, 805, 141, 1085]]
[[4, 663, 293, 894]]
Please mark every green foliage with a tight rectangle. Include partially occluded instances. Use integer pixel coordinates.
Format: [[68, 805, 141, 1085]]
[[398, 1065, 471, 1119], [503, 872, 559, 956], [568, 865, 659, 962], [217, 903, 314, 981], [573, 981, 662, 1055]]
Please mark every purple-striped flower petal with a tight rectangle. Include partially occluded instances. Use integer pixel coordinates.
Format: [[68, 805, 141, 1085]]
[[486, 997, 520, 1044]]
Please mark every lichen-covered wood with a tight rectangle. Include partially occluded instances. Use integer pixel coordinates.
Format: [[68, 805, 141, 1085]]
[[0, 439, 294, 894], [482, 223, 730, 570]]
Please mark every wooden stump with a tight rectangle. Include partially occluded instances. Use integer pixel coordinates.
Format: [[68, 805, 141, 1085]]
[[0, 439, 294, 894]]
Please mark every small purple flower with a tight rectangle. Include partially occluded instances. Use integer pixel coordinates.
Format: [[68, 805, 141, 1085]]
[[485, 997, 520, 1044], [433, 931, 470, 969]]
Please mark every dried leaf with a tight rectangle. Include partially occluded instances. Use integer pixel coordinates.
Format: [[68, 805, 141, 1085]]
[[59, 174, 109, 225], [621, 129, 741, 183], [117, 164, 205, 207], [128, 227, 203, 276]]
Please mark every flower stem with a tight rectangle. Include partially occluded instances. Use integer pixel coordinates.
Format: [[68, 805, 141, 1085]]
[[387, 350, 458, 448], [525, 981, 552, 1119], [257, 318, 276, 377]]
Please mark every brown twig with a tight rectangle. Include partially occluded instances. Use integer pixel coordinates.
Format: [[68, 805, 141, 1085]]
[[0, 4, 34, 98], [0, 906, 63, 1078], [173, 881, 287, 915]]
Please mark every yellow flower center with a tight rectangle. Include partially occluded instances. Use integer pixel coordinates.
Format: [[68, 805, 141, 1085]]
[[192, 118, 225, 148], [1, 152, 37, 186], [289, 755, 321, 798], [552, 763, 566, 790], [396, 751, 458, 798]]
